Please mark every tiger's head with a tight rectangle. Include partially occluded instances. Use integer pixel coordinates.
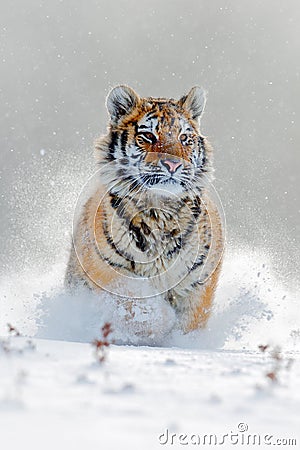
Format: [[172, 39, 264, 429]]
[[96, 85, 213, 197]]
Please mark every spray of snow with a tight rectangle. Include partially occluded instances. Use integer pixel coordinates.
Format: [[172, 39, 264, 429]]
[[1, 152, 298, 350], [0, 246, 299, 350]]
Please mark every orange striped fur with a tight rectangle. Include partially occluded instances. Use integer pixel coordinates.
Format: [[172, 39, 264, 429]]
[[65, 86, 224, 334]]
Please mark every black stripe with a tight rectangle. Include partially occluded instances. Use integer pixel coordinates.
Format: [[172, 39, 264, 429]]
[[92, 242, 128, 270], [198, 136, 207, 168], [102, 209, 135, 263], [190, 254, 205, 272], [166, 237, 182, 258], [180, 221, 198, 248], [129, 222, 148, 252], [191, 196, 202, 219], [157, 116, 164, 128], [134, 122, 139, 135], [107, 131, 118, 161], [110, 194, 122, 209], [82, 226, 129, 271], [120, 130, 128, 156]]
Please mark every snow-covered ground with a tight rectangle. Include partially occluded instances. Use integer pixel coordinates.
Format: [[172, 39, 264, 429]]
[[0, 337, 299, 449], [0, 249, 299, 449]]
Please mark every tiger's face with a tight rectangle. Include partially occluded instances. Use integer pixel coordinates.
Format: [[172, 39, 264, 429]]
[[96, 85, 213, 197]]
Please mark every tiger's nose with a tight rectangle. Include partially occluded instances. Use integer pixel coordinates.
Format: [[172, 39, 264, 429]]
[[161, 159, 182, 173]]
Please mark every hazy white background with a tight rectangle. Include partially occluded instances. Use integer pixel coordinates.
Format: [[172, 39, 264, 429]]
[[0, 0, 299, 289]]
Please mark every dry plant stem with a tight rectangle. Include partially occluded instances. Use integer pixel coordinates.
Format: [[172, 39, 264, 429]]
[[92, 323, 113, 364]]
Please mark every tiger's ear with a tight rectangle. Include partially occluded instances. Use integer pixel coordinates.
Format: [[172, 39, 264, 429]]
[[179, 86, 206, 121], [106, 85, 140, 123]]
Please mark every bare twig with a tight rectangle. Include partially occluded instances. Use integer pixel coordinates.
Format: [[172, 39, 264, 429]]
[[92, 323, 113, 364]]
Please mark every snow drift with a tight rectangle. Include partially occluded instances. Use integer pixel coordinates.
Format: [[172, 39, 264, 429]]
[[0, 246, 299, 351]]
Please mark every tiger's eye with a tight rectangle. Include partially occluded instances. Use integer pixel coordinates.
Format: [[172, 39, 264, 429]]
[[180, 133, 187, 142], [137, 132, 156, 144]]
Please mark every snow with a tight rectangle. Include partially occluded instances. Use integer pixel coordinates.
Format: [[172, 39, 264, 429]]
[[0, 337, 299, 449], [1, 248, 298, 349], [0, 248, 299, 449]]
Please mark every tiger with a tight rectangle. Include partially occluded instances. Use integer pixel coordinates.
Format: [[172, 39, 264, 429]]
[[65, 85, 224, 334]]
